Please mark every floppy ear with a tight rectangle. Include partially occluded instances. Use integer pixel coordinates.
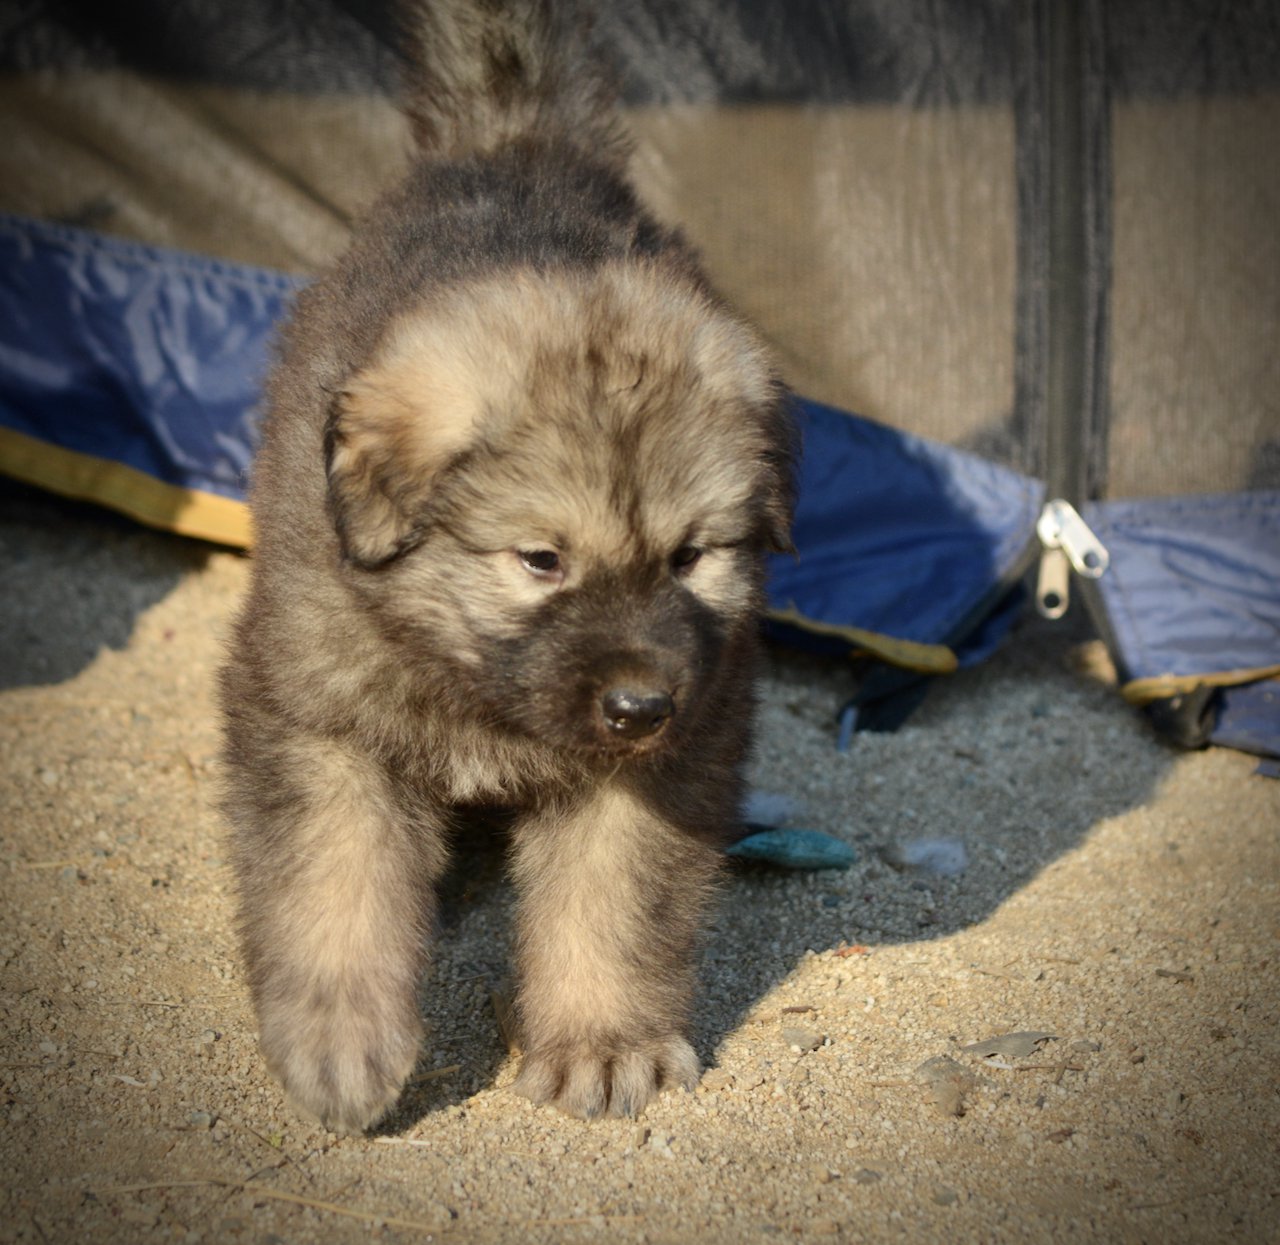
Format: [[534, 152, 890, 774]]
[[685, 311, 798, 554], [758, 399, 799, 556], [325, 337, 482, 567], [761, 473, 797, 555]]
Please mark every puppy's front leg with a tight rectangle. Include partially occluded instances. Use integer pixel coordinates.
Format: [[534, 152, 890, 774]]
[[231, 735, 447, 1133], [510, 782, 721, 1118]]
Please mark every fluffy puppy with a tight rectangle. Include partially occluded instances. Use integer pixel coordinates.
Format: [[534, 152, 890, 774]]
[[220, 0, 796, 1132]]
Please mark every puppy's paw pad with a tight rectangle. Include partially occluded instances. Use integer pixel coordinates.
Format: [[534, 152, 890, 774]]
[[284, 1086, 396, 1137], [514, 1036, 699, 1119], [262, 1017, 420, 1135], [611, 1037, 699, 1115]]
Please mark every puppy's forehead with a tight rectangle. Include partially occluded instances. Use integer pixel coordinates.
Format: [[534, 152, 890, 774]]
[[382, 262, 778, 552], [393, 260, 775, 408]]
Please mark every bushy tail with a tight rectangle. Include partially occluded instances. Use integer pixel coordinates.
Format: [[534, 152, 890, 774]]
[[397, 0, 628, 164]]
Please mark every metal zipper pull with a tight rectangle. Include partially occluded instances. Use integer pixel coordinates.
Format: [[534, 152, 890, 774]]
[[1035, 499, 1109, 619]]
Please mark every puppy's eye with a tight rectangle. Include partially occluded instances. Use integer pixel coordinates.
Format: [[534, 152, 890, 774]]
[[518, 549, 562, 577], [671, 545, 703, 573]]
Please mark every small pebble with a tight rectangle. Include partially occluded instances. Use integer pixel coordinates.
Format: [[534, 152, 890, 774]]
[[962, 1031, 1057, 1059], [199, 1029, 218, 1045], [648, 1133, 676, 1160], [881, 837, 968, 877], [933, 1186, 960, 1206], [916, 1056, 974, 1117], [781, 1027, 823, 1053], [187, 1110, 215, 1129], [120, 1210, 159, 1228], [853, 1168, 883, 1185], [727, 828, 855, 871], [700, 1068, 735, 1093]]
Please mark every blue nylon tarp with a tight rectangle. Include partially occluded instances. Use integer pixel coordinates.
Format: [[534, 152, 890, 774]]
[[0, 212, 295, 502], [767, 399, 1042, 663], [1084, 494, 1280, 686], [1085, 494, 1280, 757]]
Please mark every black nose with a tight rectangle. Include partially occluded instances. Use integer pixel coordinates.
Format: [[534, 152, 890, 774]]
[[600, 688, 674, 739]]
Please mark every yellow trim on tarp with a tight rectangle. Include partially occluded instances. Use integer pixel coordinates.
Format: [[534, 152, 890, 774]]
[[0, 426, 253, 548], [767, 603, 959, 674], [1120, 666, 1280, 706]]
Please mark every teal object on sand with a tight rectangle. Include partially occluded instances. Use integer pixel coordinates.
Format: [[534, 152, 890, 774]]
[[726, 828, 856, 871]]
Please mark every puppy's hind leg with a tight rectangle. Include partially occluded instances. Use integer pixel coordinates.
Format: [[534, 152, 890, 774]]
[[230, 734, 447, 1134], [509, 783, 721, 1118]]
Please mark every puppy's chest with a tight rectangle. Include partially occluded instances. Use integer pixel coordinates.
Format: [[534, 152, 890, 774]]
[[396, 715, 576, 807]]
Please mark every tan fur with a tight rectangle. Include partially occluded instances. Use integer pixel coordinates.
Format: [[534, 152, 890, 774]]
[[509, 783, 715, 1116], [329, 264, 779, 573], [243, 736, 447, 1132], [221, 0, 795, 1132]]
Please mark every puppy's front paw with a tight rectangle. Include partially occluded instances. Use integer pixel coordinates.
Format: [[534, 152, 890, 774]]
[[259, 1002, 421, 1135], [514, 1036, 699, 1119]]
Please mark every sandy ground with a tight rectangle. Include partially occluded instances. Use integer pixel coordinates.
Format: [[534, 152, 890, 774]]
[[1, 477, 1277, 1244]]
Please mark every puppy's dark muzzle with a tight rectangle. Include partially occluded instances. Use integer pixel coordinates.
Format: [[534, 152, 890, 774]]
[[600, 687, 674, 740]]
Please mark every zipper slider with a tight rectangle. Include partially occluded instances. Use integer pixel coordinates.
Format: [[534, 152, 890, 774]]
[[1035, 499, 1109, 619]]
